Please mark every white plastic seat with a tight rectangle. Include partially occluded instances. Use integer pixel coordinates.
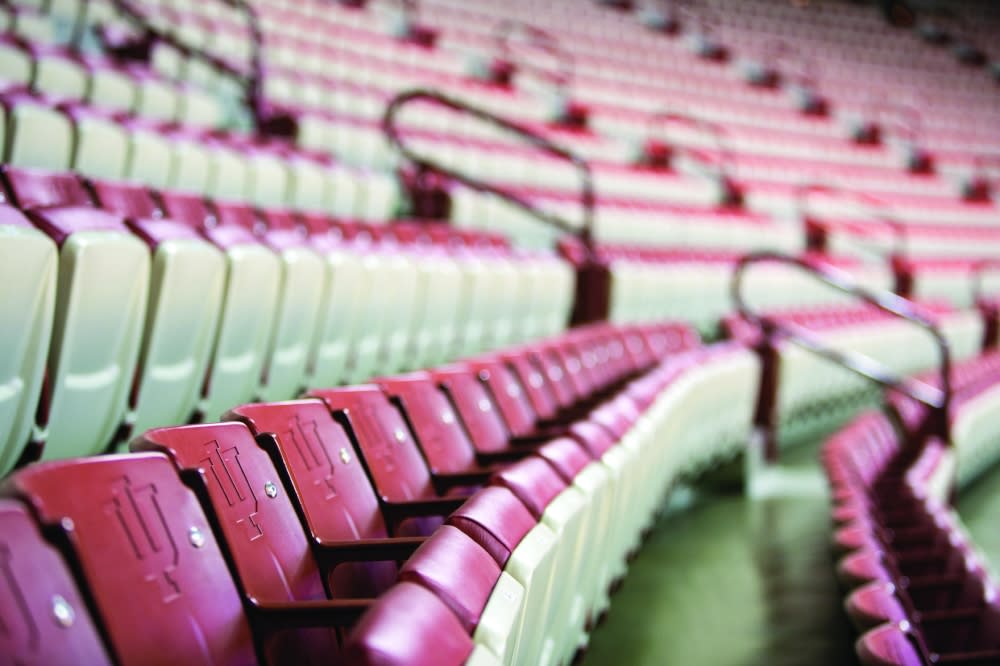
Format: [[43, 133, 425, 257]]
[[124, 123, 175, 190], [31, 49, 88, 100], [0, 207, 56, 474], [197, 226, 281, 421], [85, 63, 137, 113], [3, 95, 74, 170], [28, 207, 150, 460], [0, 38, 33, 86], [306, 237, 370, 388], [125, 220, 226, 437], [256, 231, 327, 401], [69, 110, 130, 181]]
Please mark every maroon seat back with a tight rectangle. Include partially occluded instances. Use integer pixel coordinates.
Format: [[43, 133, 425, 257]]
[[0, 499, 112, 665], [1, 166, 92, 210], [89, 179, 162, 219], [447, 486, 536, 568], [377, 374, 479, 474], [432, 366, 512, 454], [500, 351, 559, 421], [536, 438, 593, 483], [343, 582, 474, 666], [490, 457, 566, 520], [133, 422, 341, 665], [398, 525, 501, 634], [133, 423, 327, 606], [226, 400, 399, 597], [526, 347, 577, 409], [308, 386, 436, 502], [463, 359, 537, 437], [2, 454, 258, 665]]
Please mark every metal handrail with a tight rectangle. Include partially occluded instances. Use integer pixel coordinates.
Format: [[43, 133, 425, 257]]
[[107, 0, 280, 135], [492, 21, 574, 92], [796, 182, 907, 259], [642, 110, 735, 183], [759, 39, 819, 88], [382, 88, 596, 250], [731, 252, 952, 443]]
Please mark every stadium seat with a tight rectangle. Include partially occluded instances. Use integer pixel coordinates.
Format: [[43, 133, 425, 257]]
[[1, 453, 259, 664]]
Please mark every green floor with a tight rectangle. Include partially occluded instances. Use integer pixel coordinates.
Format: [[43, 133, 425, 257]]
[[583, 433, 1000, 666]]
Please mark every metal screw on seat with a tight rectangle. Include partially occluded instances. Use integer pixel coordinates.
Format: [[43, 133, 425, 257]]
[[52, 595, 75, 628], [188, 526, 206, 549]]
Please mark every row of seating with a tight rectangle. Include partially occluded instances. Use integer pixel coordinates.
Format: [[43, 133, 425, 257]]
[[724, 299, 985, 438], [0, 319, 764, 665], [823, 350, 1000, 664], [0, 166, 575, 474]]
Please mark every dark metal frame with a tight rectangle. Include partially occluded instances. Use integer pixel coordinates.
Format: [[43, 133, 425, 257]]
[[106, 0, 290, 136], [383, 88, 595, 248], [731, 252, 952, 461]]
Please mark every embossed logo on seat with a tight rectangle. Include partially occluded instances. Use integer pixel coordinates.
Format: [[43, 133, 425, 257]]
[[104, 476, 181, 603]]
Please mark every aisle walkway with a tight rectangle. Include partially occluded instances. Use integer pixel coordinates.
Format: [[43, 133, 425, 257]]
[[582, 441, 857, 666]]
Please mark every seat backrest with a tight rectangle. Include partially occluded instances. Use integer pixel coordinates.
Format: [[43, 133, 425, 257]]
[[500, 351, 559, 421], [309, 386, 436, 503], [464, 359, 537, 437], [0, 499, 112, 665], [432, 366, 512, 454], [398, 525, 502, 634], [343, 582, 474, 666], [1, 165, 92, 209], [133, 422, 327, 606], [1, 453, 258, 665], [89, 179, 162, 219], [446, 486, 536, 569], [490, 457, 566, 521], [525, 347, 577, 409], [536, 438, 593, 484], [378, 373, 478, 474], [226, 399, 399, 598]]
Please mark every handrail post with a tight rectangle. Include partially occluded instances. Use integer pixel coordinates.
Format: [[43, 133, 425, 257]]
[[751, 318, 782, 462], [105, 0, 297, 138], [971, 259, 1000, 350], [731, 252, 953, 468], [382, 88, 608, 325]]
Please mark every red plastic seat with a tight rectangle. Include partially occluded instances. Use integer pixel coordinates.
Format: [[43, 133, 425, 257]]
[[308, 386, 475, 535], [343, 582, 480, 666], [225, 399, 423, 597], [1, 165, 92, 210], [0, 499, 112, 665], [1, 453, 259, 665], [133, 421, 372, 664]]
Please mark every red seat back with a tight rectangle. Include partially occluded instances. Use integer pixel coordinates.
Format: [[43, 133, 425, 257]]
[[308, 386, 436, 502], [2, 454, 258, 665], [490, 457, 566, 520], [463, 359, 537, 437], [377, 374, 479, 474], [226, 400, 399, 597], [398, 525, 501, 633], [432, 366, 512, 454], [446, 486, 536, 568], [1, 166, 92, 210], [0, 499, 112, 665], [343, 582, 474, 666], [133, 422, 327, 606]]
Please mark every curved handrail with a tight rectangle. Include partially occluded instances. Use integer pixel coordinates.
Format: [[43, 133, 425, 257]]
[[731, 252, 952, 443], [647, 109, 736, 183], [756, 39, 819, 88], [796, 182, 907, 258], [492, 21, 574, 92], [382, 88, 596, 250], [107, 0, 286, 135]]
